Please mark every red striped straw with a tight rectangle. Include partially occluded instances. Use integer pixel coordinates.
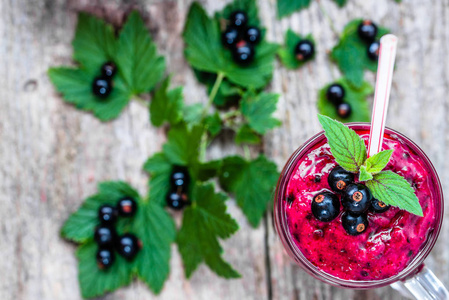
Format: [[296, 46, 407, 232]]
[[367, 34, 398, 157]]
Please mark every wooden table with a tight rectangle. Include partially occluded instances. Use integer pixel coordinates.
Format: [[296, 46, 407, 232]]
[[1, 0, 448, 299]]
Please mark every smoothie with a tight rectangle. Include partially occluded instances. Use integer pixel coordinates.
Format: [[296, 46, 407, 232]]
[[284, 128, 437, 281]]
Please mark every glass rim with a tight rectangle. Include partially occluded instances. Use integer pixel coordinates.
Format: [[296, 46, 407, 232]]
[[274, 122, 444, 289]]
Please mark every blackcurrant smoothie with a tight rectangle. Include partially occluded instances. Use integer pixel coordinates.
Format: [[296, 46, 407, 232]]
[[274, 124, 443, 286]]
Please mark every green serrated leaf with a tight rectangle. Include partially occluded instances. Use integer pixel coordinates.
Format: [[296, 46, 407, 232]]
[[366, 171, 423, 216], [240, 91, 281, 134], [235, 125, 261, 144], [205, 112, 222, 137], [277, 0, 312, 18], [318, 114, 367, 173], [359, 165, 373, 181], [317, 77, 373, 122], [333, 0, 347, 7], [150, 77, 184, 127], [177, 183, 240, 278], [331, 19, 389, 88], [163, 124, 204, 166], [219, 155, 279, 227], [278, 30, 315, 69], [115, 11, 165, 94], [365, 149, 393, 174], [143, 152, 173, 206]]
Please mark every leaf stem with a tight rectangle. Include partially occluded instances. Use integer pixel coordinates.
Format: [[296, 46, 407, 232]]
[[203, 72, 225, 118], [316, 0, 340, 39], [134, 95, 150, 108], [243, 145, 251, 160]]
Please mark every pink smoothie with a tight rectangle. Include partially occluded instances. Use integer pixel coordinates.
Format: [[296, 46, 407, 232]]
[[285, 129, 437, 281]]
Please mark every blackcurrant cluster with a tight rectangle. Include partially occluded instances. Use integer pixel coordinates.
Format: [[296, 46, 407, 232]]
[[221, 10, 261, 65], [166, 166, 190, 210], [92, 62, 117, 99], [326, 83, 351, 119], [357, 20, 380, 61], [95, 197, 140, 270], [311, 166, 390, 236], [293, 39, 314, 62]]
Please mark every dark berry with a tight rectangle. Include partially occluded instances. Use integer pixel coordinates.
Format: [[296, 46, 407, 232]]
[[311, 192, 340, 222], [370, 198, 390, 213], [116, 233, 141, 260], [342, 184, 372, 214], [328, 166, 355, 193], [96, 247, 115, 270], [101, 61, 117, 78], [98, 204, 118, 224], [170, 166, 190, 188], [94, 225, 117, 247], [367, 41, 380, 61], [294, 40, 314, 61], [229, 10, 248, 28], [326, 83, 345, 106], [244, 26, 261, 44], [342, 211, 368, 236], [166, 191, 187, 210], [117, 197, 137, 217], [357, 20, 378, 43], [232, 41, 255, 65], [92, 76, 112, 98], [222, 26, 240, 48], [337, 102, 352, 119]]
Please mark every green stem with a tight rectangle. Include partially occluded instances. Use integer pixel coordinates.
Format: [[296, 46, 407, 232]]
[[316, 0, 340, 39], [243, 145, 251, 160], [134, 95, 150, 108], [199, 130, 208, 162], [202, 72, 225, 118]]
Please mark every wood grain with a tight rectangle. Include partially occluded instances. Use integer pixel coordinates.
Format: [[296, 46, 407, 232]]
[[0, 0, 448, 299]]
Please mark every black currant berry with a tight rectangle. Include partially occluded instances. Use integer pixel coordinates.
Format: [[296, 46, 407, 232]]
[[342, 183, 372, 214], [326, 83, 345, 106], [166, 191, 187, 210], [117, 197, 137, 217], [96, 247, 115, 270], [229, 10, 248, 29], [294, 40, 314, 61], [232, 41, 255, 65], [222, 26, 240, 48], [244, 26, 261, 44], [337, 102, 352, 119], [370, 198, 390, 213], [328, 166, 355, 193], [357, 20, 378, 43], [342, 211, 368, 236], [116, 233, 141, 260], [101, 61, 117, 78], [170, 166, 190, 188], [98, 204, 118, 224], [92, 76, 112, 98], [311, 192, 340, 222], [367, 41, 380, 61], [94, 225, 117, 247]]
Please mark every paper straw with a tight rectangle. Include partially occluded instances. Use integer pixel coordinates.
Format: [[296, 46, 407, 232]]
[[367, 34, 398, 157]]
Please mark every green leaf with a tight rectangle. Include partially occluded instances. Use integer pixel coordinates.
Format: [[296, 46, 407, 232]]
[[365, 149, 393, 174], [359, 165, 373, 181], [133, 201, 176, 293], [177, 183, 240, 278], [219, 155, 279, 227], [277, 0, 312, 18], [331, 19, 389, 88], [143, 153, 173, 206], [183, 2, 278, 89], [192, 160, 223, 182], [163, 124, 204, 166], [115, 11, 165, 94], [278, 30, 315, 69], [317, 114, 367, 173], [235, 125, 261, 145], [182, 103, 204, 129], [150, 77, 184, 127], [332, 0, 347, 7], [366, 171, 423, 216], [317, 77, 373, 122], [61, 181, 140, 242], [205, 112, 222, 137], [240, 91, 281, 134]]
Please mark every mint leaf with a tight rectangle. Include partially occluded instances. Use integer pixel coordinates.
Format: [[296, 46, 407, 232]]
[[150, 77, 183, 127], [331, 19, 389, 88], [240, 91, 281, 134], [365, 149, 393, 174], [163, 124, 204, 166], [235, 125, 261, 145], [278, 30, 315, 69], [115, 11, 165, 94], [317, 77, 373, 122], [277, 0, 312, 18], [177, 183, 240, 278], [366, 171, 423, 216], [143, 153, 173, 206], [359, 165, 373, 181], [318, 114, 366, 173], [219, 155, 279, 226], [333, 0, 347, 7]]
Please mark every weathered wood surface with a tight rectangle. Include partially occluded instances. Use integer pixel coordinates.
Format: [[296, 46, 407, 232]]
[[0, 0, 448, 299]]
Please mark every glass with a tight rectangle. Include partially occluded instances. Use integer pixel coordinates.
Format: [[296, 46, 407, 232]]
[[273, 123, 448, 298]]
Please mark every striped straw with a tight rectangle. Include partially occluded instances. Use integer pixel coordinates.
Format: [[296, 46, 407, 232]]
[[367, 34, 398, 157]]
